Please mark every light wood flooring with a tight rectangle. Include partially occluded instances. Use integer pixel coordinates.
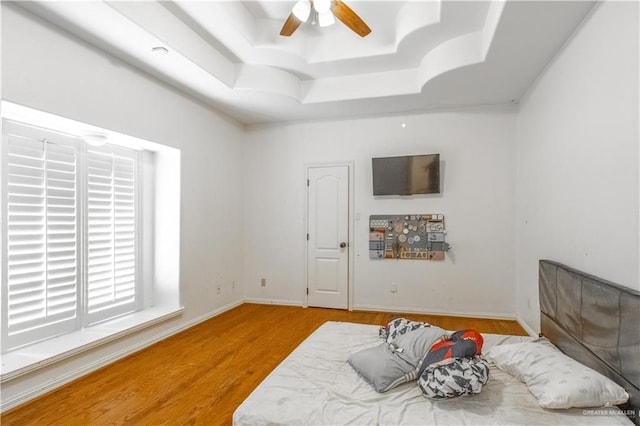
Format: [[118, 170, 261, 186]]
[[1, 303, 527, 425]]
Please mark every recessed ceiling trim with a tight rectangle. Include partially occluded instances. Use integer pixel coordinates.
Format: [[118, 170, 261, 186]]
[[234, 64, 302, 101], [14, 1, 504, 107], [105, 1, 236, 87], [303, 69, 419, 103], [481, 0, 507, 57], [417, 32, 485, 91], [395, 0, 441, 42], [11, 0, 597, 125]]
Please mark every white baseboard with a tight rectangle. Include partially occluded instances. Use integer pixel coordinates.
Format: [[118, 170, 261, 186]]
[[244, 297, 303, 307], [0, 300, 243, 413], [352, 303, 517, 321]]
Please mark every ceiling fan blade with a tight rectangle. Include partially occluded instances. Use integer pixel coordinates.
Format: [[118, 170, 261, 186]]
[[331, 0, 371, 37], [280, 13, 302, 36]]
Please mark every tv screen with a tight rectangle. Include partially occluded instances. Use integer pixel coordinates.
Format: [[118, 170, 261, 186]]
[[372, 154, 440, 195]]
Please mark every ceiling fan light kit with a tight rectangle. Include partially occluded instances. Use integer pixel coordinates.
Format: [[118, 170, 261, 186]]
[[292, 0, 311, 21], [281, 0, 371, 37], [314, 0, 332, 14], [318, 10, 335, 27]]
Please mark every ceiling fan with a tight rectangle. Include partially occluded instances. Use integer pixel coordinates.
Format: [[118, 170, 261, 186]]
[[280, 0, 371, 37]]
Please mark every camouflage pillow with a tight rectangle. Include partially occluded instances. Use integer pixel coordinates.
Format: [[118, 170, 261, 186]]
[[418, 356, 490, 399], [379, 317, 430, 343]]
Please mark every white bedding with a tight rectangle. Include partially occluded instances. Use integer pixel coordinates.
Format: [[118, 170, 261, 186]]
[[233, 321, 633, 425]]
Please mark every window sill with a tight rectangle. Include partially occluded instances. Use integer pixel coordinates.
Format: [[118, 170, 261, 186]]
[[0, 305, 184, 382]]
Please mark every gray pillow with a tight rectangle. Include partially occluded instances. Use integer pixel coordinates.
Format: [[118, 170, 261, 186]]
[[393, 326, 446, 364], [349, 326, 446, 392], [348, 343, 413, 392]]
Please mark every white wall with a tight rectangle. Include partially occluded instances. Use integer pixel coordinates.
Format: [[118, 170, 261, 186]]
[[1, 4, 245, 408], [516, 1, 640, 333], [4, 0, 637, 411], [243, 105, 518, 318]]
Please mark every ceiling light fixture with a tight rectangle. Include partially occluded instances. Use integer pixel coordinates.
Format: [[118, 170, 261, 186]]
[[280, 0, 370, 37], [83, 133, 109, 147], [318, 11, 335, 27], [292, 0, 335, 27], [292, 0, 311, 21], [314, 0, 331, 14]]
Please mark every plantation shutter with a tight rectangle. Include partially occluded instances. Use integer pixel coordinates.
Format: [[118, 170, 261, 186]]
[[2, 120, 80, 349], [86, 145, 138, 324]]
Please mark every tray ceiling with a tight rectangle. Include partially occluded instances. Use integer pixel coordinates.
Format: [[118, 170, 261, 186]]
[[16, 1, 595, 125]]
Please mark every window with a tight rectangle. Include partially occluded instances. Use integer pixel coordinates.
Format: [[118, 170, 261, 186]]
[[1, 119, 141, 352], [0, 102, 181, 378], [85, 145, 139, 324]]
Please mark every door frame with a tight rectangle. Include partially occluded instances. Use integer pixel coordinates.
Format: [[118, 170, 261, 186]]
[[303, 161, 355, 311]]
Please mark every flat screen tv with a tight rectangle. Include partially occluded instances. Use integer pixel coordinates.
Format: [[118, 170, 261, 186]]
[[372, 154, 440, 195]]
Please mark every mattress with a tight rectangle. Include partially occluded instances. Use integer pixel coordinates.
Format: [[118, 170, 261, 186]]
[[233, 321, 633, 425]]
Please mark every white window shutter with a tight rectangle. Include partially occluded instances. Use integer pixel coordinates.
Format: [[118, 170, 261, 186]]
[[3, 121, 79, 349], [86, 146, 138, 324], [3, 119, 142, 352]]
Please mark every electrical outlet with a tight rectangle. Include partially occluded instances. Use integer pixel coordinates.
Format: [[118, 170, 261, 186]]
[[391, 282, 398, 293], [232, 280, 236, 289], [261, 278, 267, 287], [216, 285, 221, 294]]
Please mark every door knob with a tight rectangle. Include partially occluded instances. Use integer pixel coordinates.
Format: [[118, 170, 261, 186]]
[[340, 242, 347, 248]]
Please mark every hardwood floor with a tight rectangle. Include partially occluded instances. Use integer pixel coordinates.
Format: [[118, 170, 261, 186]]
[[1, 303, 527, 426]]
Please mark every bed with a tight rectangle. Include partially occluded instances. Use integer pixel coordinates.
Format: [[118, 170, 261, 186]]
[[233, 260, 639, 425]]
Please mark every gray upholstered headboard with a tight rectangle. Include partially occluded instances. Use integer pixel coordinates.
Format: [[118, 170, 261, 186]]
[[539, 260, 639, 423]]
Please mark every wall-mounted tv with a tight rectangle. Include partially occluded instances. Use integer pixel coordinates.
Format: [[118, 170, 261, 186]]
[[372, 154, 440, 196]]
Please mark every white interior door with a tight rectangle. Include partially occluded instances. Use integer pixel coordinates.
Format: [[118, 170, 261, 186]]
[[307, 165, 350, 309]]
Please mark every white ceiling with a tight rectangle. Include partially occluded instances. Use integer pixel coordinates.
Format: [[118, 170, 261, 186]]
[[16, 1, 595, 125]]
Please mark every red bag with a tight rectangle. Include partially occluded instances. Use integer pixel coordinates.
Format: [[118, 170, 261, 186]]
[[418, 329, 484, 375]]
